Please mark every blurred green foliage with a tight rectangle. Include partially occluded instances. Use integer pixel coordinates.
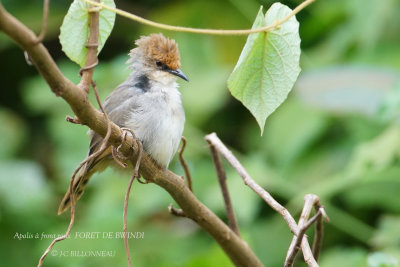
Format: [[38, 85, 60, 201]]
[[1, 0, 400, 266]]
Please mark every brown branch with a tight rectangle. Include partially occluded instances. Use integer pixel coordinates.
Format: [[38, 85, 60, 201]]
[[77, 0, 100, 94], [34, 0, 49, 44], [0, 6, 264, 267], [207, 140, 240, 236], [205, 133, 318, 266], [179, 136, 193, 191]]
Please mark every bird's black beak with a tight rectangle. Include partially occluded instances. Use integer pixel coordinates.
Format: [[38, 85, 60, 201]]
[[167, 68, 189, 82]]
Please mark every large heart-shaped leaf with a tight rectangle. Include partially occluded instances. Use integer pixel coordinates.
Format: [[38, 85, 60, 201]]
[[59, 0, 116, 67], [228, 3, 301, 134]]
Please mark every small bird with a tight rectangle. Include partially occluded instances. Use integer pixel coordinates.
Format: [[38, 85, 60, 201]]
[[58, 33, 188, 215]]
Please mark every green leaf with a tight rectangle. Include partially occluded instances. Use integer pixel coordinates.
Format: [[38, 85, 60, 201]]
[[59, 0, 116, 67], [228, 4, 301, 134]]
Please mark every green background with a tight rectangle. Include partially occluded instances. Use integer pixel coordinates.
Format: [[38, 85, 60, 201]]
[[1, 0, 400, 266]]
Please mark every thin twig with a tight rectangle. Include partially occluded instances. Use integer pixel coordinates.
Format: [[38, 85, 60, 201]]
[[112, 146, 128, 168], [179, 136, 192, 191], [38, 82, 111, 267], [123, 174, 135, 267], [37, 168, 75, 267], [82, 0, 316, 35], [123, 138, 143, 267], [285, 195, 324, 267], [303, 210, 322, 232], [92, 81, 106, 113], [207, 141, 240, 236], [312, 213, 323, 261], [79, 60, 99, 76], [34, 0, 49, 44], [205, 133, 298, 232], [205, 133, 319, 267], [285, 208, 323, 267], [168, 137, 189, 219], [312, 205, 329, 261]]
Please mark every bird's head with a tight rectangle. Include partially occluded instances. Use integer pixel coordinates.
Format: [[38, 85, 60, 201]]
[[129, 33, 188, 83]]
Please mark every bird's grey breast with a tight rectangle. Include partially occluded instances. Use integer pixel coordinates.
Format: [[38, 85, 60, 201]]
[[89, 75, 184, 166]]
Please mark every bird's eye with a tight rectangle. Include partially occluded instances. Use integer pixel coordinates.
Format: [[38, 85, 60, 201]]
[[156, 60, 162, 67]]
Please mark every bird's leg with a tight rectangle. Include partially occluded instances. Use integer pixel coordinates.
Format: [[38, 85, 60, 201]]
[[113, 128, 147, 184], [133, 139, 143, 179], [111, 130, 129, 168], [178, 136, 193, 191], [130, 138, 146, 184], [112, 144, 128, 168]]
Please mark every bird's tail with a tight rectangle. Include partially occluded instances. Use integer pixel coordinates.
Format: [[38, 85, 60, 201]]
[[57, 164, 94, 215], [58, 144, 112, 215]]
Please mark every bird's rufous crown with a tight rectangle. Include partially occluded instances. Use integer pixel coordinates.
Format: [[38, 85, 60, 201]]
[[135, 33, 181, 70]]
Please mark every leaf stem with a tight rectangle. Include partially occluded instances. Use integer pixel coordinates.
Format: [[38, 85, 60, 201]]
[[81, 0, 316, 35]]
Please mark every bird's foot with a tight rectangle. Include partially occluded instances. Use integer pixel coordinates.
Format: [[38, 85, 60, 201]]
[[115, 128, 147, 183], [111, 146, 128, 168], [111, 128, 137, 168], [132, 139, 145, 182]]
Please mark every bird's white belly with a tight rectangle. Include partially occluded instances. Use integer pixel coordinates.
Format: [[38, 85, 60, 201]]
[[125, 90, 184, 167], [146, 111, 183, 166]]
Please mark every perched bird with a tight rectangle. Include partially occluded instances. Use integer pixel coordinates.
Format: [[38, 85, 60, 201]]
[[58, 33, 188, 215]]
